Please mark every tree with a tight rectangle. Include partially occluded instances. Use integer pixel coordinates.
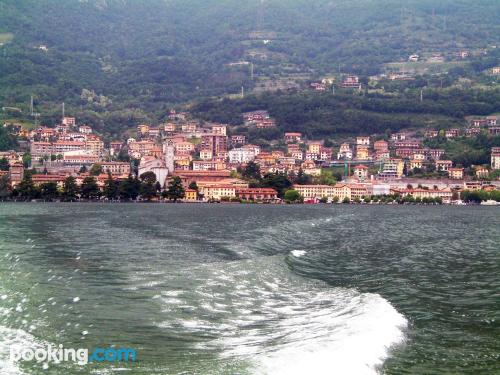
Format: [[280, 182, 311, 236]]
[[188, 181, 199, 191], [163, 176, 185, 202], [80, 176, 100, 199], [22, 153, 31, 168], [323, 139, 334, 147], [40, 182, 59, 201], [0, 126, 18, 151], [0, 157, 9, 171], [284, 189, 301, 203], [62, 176, 79, 201], [154, 181, 162, 193], [17, 174, 39, 201], [460, 190, 485, 203], [332, 196, 339, 203], [489, 190, 500, 202], [140, 181, 157, 201], [0, 175, 11, 199], [103, 172, 119, 200], [89, 164, 103, 176], [295, 169, 311, 185], [318, 169, 336, 186], [79, 165, 88, 173], [342, 197, 350, 204], [119, 175, 141, 201], [139, 171, 157, 184], [260, 173, 292, 198], [242, 161, 261, 180]]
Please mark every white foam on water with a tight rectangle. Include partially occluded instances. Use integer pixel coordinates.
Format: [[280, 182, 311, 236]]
[[217, 260, 408, 375], [253, 293, 407, 375], [0, 325, 44, 375], [290, 250, 307, 257], [142, 253, 407, 375]]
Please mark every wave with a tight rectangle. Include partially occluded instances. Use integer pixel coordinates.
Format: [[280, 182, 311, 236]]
[[253, 292, 407, 375], [0, 325, 42, 375], [151, 256, 407, 375]]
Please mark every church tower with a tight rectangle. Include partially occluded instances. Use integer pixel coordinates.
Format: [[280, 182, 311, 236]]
[[163, 140, 175, 174]]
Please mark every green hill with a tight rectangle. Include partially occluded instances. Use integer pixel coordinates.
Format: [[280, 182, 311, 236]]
[[0, 0, 498, 136]]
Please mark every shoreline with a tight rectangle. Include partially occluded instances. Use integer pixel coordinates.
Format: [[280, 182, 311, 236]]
[[0, 199, 497, 206]]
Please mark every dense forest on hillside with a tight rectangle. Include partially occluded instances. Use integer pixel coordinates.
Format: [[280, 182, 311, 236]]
[[191, 88, 500, 141], [0, 0, 499, 135]]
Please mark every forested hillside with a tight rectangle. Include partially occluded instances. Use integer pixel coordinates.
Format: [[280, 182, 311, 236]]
[[0, 0, 499, 136], [191, 88, 500, 142]]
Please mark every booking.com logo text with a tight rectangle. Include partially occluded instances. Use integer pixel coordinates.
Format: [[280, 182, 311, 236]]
[[10, 344, 136, 366]]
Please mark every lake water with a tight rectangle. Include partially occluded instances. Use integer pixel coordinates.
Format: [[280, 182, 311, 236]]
[[0, 203, 498, 374]]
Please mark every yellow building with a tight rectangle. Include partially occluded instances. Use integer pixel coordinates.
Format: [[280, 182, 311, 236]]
[[301, 160, 321, 176], [398, 188, 453, 203], [174, 157, 191, 169], [184, 189, 198, 201], [137, 124, 150, 135], [492, 152, 500, 170], [308, 143, 321, 154], [294, 185, 336, 200], [85, 138, 104, 156], [348, 184, 370, 200], [199, 149, 213, 160], [449, 168, 464, 180], [199, 185, 236, 201], [475, 167, 489, 179], [293, 184, 354, 202], [356, 145, 369, 160], [333, 184, 352, 201], [175, 142, 195, 154]]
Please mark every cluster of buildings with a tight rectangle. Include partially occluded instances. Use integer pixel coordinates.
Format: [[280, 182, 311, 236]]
[[293, 178, 499, 204], [242, 110, 276, 128], [293, 182, 455, 203], [422, 116, 499, 138], [1, 108, 499, 203], [310, 75, 362, 91]]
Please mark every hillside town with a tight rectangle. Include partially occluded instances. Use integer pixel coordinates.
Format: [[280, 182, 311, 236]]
[[1, 109, 500, 205]]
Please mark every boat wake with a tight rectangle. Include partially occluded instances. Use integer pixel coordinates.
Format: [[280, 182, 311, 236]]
[[151, 254, 408, 375], [253, 291, 407, 375], [0, 325, 42, 375]]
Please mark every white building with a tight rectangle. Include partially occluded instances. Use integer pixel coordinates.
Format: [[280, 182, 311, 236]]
[[138, 157, 169, 188], [78, 125, 92, 134], [356, 136, 370, 146], [492, 151, 500, 170], [337, 143, 353, 160], [228, 148, 256, 164], [163, 141, 175, 174]]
